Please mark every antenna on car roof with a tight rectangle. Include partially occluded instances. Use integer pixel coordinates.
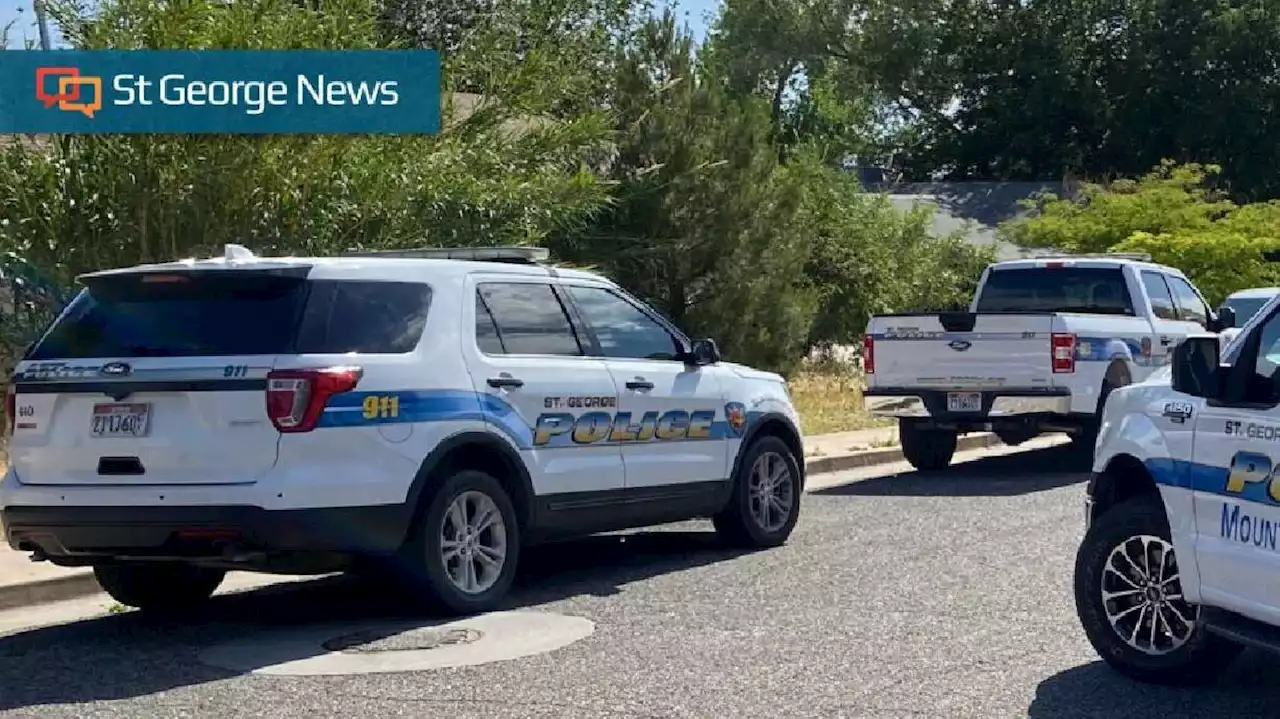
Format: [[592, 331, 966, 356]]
[[341, 246, 551, 265]]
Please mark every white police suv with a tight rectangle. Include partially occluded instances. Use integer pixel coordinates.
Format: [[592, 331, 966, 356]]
[[1076, 289, 1280, 683], [0, 245, 804, 615]]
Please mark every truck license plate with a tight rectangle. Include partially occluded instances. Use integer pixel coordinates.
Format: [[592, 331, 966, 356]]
[[90, 403, 151, 438], [946, 392, 982, 413]]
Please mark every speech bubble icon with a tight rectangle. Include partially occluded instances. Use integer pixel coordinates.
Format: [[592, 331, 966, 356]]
[[58, 75, 102, 119], [35, 66, 80, 108]]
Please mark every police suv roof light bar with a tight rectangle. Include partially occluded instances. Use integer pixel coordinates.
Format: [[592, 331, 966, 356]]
[[342, 246, 550, 265]]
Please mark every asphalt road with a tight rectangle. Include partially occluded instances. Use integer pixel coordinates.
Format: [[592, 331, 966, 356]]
[[5, 440, 1280, 718]]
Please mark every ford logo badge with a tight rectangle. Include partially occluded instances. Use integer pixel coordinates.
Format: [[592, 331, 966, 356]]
[[100, 362, 132, 377], [948, 340, 972, 352]]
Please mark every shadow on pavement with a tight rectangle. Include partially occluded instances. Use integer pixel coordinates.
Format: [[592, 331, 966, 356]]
[[1029, 652, 1280, 718], [0, 529, 747, 711], [811, 443, 1088, 498]]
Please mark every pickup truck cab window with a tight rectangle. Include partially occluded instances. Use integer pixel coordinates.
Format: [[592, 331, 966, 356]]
[[974, 266, 1134, 315], [1167, 275, 1209, 327], [1140, 271, 1179, 321]]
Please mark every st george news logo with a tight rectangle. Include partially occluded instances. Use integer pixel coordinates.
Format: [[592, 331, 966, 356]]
[[36, 67, 103, 118]]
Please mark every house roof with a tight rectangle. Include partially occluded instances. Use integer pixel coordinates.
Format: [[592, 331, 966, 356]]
[[868, 180, 1077, 260]]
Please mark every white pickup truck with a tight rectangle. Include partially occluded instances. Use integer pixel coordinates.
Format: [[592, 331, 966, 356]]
[[863, 254, 1235, 470]]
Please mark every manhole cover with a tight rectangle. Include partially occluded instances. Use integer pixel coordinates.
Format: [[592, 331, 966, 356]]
[[199, 610, 596, 676], [322, 627, 483, 653]]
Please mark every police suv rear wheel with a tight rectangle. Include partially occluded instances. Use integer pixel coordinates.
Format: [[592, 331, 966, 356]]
[[93, 562, 226, 612], [714, 435, 801, 548], [405, 469, 521, 616], [899, 420, 957, 471], [1074, 495, 1241, 684]]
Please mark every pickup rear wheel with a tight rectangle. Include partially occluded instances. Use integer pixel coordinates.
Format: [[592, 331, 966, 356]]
[[899, 420, 957, 471], [94, 562, 226, 612]]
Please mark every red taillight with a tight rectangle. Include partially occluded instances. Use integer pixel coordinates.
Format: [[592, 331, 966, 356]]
[[1052, 333, 1077, 373], [863, 333, 875, 374], [4, 384, 14, 438], [265, 366, 362, 433]]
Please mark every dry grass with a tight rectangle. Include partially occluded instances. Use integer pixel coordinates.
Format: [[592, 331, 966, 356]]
[[788, 367, 892, 436]]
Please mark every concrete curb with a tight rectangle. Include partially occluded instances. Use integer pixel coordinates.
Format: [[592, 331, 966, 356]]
[[0, 569, 97, 613], [803, 432, 1003, 477], [0, 432, 1005, 614]]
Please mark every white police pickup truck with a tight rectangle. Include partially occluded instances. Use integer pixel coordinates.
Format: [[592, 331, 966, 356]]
[[862, 254, 1234, 470], [1075, 291, 1280, 684], [0, 245, 804, 615]]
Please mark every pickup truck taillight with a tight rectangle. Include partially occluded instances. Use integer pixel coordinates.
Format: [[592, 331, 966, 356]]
[[1051, 333, 1077, 373], [863, 333, 875, 374], [265, 366, 362, 433]]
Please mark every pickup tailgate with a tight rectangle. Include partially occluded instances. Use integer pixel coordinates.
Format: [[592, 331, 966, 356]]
[[867, 312, 1057, 389]]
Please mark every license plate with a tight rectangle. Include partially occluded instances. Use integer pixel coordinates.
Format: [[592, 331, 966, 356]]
[[91, 403, 151, 438], [946, 392, 982, 413]]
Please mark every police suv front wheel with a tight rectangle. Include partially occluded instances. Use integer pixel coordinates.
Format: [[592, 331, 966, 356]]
[[404, 469, 521, 616], [714, 435, 802, 548], [1074, 496, 1241, 685]]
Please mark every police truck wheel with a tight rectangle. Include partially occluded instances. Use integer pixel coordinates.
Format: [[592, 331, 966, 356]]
[[899, 420, 957, 471], [1074, 496, 1241, 685], [93, 562, 225, 612], [714, 435, 802, 548], [404, 469, 521, 616]]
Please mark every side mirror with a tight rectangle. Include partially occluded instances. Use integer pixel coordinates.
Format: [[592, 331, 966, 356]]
[[1210, 305, 1237, 332], [688, 338, 721, 366], [1171, 334, 1222, 399]]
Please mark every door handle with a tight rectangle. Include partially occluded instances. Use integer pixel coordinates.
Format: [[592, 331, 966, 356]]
[[487, 376, 524, 389], [626, 379, 655, 391], [1160, 336, 1172, 346]]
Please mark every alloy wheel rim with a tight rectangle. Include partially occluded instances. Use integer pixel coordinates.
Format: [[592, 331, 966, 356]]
[[748, 451, 794, 533], [438, 490, 508, 595], [1100, 534, 1198, 655]]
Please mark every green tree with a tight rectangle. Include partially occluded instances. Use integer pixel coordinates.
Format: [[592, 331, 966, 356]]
[[0, 0, 616, 287], [999, 161, 1280, 305], [551, 12, 822, 373]]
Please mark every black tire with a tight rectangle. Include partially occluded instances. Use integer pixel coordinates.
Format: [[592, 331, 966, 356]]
[[93, 562, 226, 612], [401, 469, 521, 616], [1074, 496, 1241, 685], [899, 420, 957, 471], [713, 435, 802, 548]]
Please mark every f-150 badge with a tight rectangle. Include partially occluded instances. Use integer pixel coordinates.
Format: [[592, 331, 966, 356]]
[[1161, 400, 1194, 424]]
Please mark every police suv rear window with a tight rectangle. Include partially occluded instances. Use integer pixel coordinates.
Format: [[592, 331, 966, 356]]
[[975, 267, 1134, 315], [29, 270, 308, 359], [29, 273, 432, 360]]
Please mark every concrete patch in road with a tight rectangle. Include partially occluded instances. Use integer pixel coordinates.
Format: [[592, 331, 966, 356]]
[[198, 610, 595, 676]]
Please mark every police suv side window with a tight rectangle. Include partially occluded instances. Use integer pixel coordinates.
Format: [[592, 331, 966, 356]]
[[1167, 276, 1209, 326], [1140, 271, 1179, 321], [477, 282, 583, 356], [563, 285, 681, 361], [474, 294, 505, 354], [296, 280, 432, 354]]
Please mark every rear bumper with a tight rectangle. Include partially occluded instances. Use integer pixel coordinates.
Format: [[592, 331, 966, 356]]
[[1, 503, 412, 562], [863, 387, 1072, 419]]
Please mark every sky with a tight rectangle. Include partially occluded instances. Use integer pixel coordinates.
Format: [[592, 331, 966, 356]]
[[2, 0, 720, 50]]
